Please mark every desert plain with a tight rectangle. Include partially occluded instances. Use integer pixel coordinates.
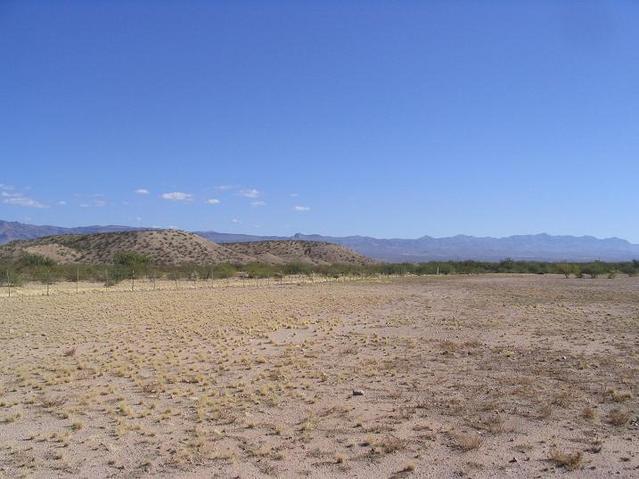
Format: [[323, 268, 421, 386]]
[[0, 274, 637, 478]]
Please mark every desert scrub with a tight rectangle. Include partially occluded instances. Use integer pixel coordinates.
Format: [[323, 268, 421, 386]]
[[451, 431, 482, 451], [548, 448, 582, 470]]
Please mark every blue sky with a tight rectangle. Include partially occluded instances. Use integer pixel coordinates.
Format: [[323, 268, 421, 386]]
[[1, 1, 638, 241]]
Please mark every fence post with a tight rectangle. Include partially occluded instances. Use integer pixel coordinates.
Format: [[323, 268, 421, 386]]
[[6, 270, 10, 298], [131, 269, 135, 292], [46, 268, 50, 297]]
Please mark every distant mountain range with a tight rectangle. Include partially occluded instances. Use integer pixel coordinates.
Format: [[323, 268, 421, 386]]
[[198, 231, 639, 262], [0, 220, 141, 244], [2, 219, 638, 262]]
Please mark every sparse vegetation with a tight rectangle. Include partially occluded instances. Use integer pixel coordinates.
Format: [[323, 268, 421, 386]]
[[607, 408, 632, 426], [548, 448, 583, 470], [451, 431, 482, 451], [0, 274, 637, 477]]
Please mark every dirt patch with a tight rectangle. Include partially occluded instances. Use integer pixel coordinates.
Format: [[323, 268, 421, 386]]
[[0, 275, 637, 477]]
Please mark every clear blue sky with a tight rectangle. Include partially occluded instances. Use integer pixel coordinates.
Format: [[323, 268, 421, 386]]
[[1, 1, 638, 241]]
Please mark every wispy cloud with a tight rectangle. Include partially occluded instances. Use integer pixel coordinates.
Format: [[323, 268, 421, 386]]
[[134, 188, 149, 195], [231, 218, 241, 224], [215, 185, 235, 191], [289, 193, 299, 197], [239, 188, 260, 198], [206, 198, 221, 205], [1, 189, 48, 208], [293, 205, 310, 211], [79, 198, 107, 208], [161, 192, 193, 202], [251, 200, 266, 207], [73, 193, 107, 208]]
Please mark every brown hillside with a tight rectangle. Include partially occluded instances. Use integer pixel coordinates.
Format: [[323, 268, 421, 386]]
[[222, 240, 374, 265], [0, 231, 373, 266], [0, 230, 252, 265]]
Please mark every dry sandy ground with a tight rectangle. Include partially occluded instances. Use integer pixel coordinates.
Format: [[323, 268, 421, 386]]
[[0, 275, 637, 478], [1, 275, 363, 298]]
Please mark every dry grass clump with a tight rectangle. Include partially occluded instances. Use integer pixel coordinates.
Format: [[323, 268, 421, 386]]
[[607, 408, 632, 426], [451, 431, 482, 451], [548, 448, 583, 470], [537, 403, 553, 419], [604, 389, 633, 403], [372, 435, 407, 454], [400, 463, 416, 472], [551, 391, 571, 408], [63, 347, 76, 357], [580, 406, 596, 420]]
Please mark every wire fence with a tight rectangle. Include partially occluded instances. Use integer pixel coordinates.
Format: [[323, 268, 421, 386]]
[[0, 272, 401, 298]]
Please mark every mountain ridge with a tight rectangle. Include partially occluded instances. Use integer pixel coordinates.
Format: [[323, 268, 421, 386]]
[[0, 229, 371, 266], [2, 220, 638, 262]]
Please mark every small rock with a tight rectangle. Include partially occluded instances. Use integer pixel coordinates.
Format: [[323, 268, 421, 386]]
[[509, 457, 517, 463], [352, 389, 364, 396]]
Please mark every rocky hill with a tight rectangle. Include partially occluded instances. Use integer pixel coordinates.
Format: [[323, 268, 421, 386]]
[[222, 240, 374, 265], [0, 230, 373, 266]]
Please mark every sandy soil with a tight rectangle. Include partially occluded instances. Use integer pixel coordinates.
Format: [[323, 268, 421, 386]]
[[0, 274, 371, 298], [0, 275, 637, 478]]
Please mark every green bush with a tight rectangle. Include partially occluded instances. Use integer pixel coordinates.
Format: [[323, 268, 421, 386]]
[[113, 251, 151, 268], [17, 253, 56, 268]]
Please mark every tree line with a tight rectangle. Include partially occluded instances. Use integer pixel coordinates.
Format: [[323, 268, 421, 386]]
[[1, 252, 638, 287]]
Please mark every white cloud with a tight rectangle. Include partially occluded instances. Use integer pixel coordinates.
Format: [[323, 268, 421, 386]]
[[251, 200, 266, 207], [161, 192, 193, 202], [215, 185, 235, 191], [79, 199, 106, 208], [289, 193, 299, 197], [231, 218, 241, 224], [206, 198, 221, 205], [135, 188, 149, 195], [1, 191, 48, 208], [239, 188, 260, 198], [293, 205, 310, 211], [57, 200, 67, 206]]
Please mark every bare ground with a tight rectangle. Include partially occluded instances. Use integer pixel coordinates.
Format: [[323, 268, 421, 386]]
[[0, 275, 637, 478]]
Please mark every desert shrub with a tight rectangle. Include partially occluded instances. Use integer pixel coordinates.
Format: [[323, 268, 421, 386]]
[[0, 269, 23, 287], [113, 251, 151, 268], [556, 263, 578, 278], [581, 261, 607, 279], [17, 253, 56, 268], [497, 258, 515, 273], [620, 263, 637, 276], [246, 263, 277, 278], [282, 262, 313, 276]]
